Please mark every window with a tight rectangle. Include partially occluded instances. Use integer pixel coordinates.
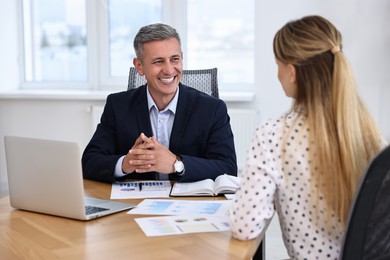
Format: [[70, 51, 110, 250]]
[[108, 0, 162, 78], [101, 0, 163, 87], [186, 0, 254, 90], [21, 0, 254, 92], [22, 0, 87, 83]]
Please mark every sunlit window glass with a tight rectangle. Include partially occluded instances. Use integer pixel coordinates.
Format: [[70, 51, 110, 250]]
[[108, 0, 162, 77], [187, 0, 254, 91], [22, 0, 87, 82]]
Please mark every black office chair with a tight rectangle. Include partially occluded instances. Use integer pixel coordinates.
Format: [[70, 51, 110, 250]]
[[127, 67, 219, 98], [340, 145, 390, 260]]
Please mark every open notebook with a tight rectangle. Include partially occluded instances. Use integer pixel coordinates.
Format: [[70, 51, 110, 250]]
[[4, 136, 135, 220]]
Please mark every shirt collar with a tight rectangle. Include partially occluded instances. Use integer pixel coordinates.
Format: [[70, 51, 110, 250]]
[[146, 85, 179, 114]]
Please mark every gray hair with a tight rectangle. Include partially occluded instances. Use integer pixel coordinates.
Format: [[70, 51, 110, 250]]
[[133, 23, 181, 60]]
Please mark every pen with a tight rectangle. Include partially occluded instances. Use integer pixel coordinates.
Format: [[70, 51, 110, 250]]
[[139, 182, 143, 191]]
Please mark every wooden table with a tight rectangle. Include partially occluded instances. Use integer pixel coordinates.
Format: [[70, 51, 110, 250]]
[[0, 179, 263, 259]]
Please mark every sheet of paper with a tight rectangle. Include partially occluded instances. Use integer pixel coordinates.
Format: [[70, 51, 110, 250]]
[[224, 193, 236, 200], [110, 181, 172, 199], [127, 199, 232, 216], [135, 215, 230, 237]]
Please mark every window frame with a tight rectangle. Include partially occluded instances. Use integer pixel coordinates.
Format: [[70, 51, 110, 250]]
[[18, 0, 254, 93], [18, 0, 91, 89]]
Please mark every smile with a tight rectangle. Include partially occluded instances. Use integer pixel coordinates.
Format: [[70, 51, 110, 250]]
[[159, 76, 176, 83]]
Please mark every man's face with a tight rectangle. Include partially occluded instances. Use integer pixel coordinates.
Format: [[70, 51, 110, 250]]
[[134, 37, 183, 99]]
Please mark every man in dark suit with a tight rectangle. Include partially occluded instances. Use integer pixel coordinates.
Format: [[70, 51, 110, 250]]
[[82, 23, 237, 183]]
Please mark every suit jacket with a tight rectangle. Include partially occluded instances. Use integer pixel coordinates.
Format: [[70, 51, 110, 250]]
[[82, 84, 237, 183]]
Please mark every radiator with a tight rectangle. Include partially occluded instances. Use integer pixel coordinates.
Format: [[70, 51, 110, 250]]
[[228, 109, 259, 174], [90, 106, 258, 174]]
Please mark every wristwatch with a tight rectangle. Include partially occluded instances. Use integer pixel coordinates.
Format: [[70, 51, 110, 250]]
[[173, 156, 185, 176]]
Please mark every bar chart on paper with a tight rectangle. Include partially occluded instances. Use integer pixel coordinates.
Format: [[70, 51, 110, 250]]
[[127, 199, 232, 216], [135, 215, 230, 237], [110, 181, 172, 199], [130, 199, 233, 237]]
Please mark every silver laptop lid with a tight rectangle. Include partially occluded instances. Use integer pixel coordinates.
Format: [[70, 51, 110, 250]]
[[4, 136, 89, 219]]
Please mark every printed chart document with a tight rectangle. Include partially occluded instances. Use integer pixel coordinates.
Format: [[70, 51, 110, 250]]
[[170, 174, 240, 196], [134, 215, 230, 237], [110, 181, 172, 199], [128, 199, 232, 217]]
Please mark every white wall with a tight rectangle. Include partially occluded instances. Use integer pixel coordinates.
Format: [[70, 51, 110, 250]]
[[0, 98, 105, 183], [254, 0, 390, 137], [1, 0, 390, 184]]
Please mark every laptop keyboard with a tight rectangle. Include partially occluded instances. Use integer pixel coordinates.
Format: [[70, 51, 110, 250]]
[[85, 205, 110, 215]]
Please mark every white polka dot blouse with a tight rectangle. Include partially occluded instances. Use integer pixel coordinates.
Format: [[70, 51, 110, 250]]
[[229, 111, 343, 260]]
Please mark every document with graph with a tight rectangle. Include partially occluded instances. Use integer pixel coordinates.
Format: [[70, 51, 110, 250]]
[[127, 199, 232, 217], [110, 181, 172, 199], [134, 215, 230, 237]]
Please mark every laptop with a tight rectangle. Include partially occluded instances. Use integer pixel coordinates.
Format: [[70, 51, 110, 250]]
[[4, 135, 136, 220]]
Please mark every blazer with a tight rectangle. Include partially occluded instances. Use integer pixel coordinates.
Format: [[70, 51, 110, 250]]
[[82, 84, 237, 183]]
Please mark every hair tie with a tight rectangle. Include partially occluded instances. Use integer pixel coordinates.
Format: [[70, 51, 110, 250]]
[[331, 46, 341, 54]]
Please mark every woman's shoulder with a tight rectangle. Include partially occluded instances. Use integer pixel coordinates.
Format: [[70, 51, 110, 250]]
[[260, 111, 303, 129], [255, 111, 305, 140]]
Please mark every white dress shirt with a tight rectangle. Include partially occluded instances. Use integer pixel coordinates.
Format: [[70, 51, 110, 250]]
[[114, 86, 178, 178]]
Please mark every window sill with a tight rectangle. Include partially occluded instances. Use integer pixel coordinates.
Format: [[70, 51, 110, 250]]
[[0, 89, 255, 102], [0, 89, 112, 101]]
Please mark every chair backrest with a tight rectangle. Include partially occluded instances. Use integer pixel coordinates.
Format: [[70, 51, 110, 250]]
[[127, 67, 219, 98], [340, 145, 390, 260]]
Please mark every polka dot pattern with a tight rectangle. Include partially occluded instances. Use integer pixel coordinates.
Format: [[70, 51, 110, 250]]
[[229, 112, 343, 260]]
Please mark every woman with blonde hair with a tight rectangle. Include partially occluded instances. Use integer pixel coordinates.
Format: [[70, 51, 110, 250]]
[[229, 15, 386, 259]]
